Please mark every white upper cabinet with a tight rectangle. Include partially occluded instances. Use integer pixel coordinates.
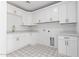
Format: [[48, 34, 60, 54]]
[[7, 13, 23, 32], [40, 8, 50, 22], [59, 2, 77, 23], [7, 4, 32, 26], [7, 4, 23, 16], [32, 7, 50, 23], [22, 12, 32, 25], [32, 3, 60, 24], [32, 12, 39, 24], [59, 2, 67, 23], [7, 2, 77, 25], [66, 1, 77, 23], [50, 4, 59, 22], [32, 1, 77, 24]]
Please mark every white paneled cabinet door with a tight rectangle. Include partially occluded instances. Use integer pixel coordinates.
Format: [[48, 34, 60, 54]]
[[42, 8, 50, 22], [59, 2, 67, 23], [32, 11, 41, 24], [50, 5, 59, 21], [67, 1, 77, 23], [67, 39, 77, 57], [58, 36, 78, 57], [59, 1, 77, 23], [7, 13, 23, 32], [23, 12, 32, 25], [58, 39, 67, 55], [7, 34, 17, 53]]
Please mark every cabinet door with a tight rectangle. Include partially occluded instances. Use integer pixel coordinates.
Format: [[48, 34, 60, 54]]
[[43, 7, 51, 22], [32, 11, 41, 23], [7, 34, 18, 53], [67, 1, 77, 23], [7, 13, 23, 32], [37, 8, 50, 23], [37, 30, 50, 46], [20, 33, 31, 45], [67, 39, 77, 57], [32, 15, 39, 24], [59, 2, 67, 23], [32, 6, 51, 23], [22, 12, 32, 25], [50, 5, 59, 21], [58, 39, 67, 55]]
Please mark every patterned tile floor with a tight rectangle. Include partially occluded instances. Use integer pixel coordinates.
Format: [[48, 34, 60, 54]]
[[7, 44, 66, 57]]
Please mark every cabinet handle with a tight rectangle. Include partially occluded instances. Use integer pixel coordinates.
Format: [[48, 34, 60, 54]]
[[14, 10, 16, 14], [67, 41, 68, 46], [39, 20, 40, 23], [65, 41, 66, 46], [66, 19, 69, 23], [50, 17, 52, 22], [65, 41, 68, 46], [64, 37, 69, 39]]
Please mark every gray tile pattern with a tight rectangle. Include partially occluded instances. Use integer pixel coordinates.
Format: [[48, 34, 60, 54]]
[[7, 44, 66, 57]]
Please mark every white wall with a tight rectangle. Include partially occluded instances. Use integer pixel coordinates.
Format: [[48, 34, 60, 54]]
[[0, 1, 7, 57]]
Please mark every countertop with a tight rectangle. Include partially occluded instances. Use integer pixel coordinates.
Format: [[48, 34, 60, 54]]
[[7, 30, 38, 34], [59, 31, 79, 37]]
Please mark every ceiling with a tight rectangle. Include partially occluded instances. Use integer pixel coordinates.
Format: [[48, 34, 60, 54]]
[[7, 1, 60, 12]]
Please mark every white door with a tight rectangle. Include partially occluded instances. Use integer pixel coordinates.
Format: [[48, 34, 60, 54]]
[[66, 39, 77, 57], [58, 39, 67, 55]]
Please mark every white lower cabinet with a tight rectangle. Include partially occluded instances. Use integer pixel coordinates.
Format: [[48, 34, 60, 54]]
[[7, 33, 31, 54], [58, 36, 77, 57], [66, 39, 77, 57], [58, 39, 67, 55], [7, 34, 17, 53]]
